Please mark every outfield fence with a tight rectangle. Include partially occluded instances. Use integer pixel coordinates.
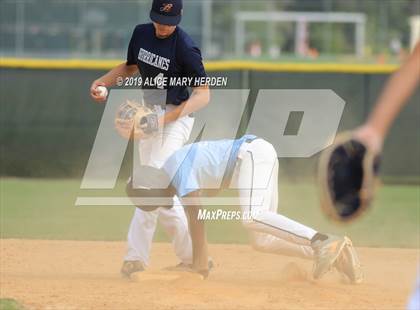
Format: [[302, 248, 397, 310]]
[[1, 59, 419, 182]]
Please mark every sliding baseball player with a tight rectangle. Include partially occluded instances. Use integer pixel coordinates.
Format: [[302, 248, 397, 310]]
[[89, 0, 210, 277], [127, 135, 362, 282]]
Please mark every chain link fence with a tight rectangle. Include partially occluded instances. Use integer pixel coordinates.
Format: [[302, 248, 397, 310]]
[[0, 0, 418, 60]]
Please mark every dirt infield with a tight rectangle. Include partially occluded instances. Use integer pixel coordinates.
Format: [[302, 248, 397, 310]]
[[0, 239, 418, 310]]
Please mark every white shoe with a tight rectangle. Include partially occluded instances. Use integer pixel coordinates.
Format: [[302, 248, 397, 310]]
[[312, 234, 347, 279], [335, 237, 363, 284]]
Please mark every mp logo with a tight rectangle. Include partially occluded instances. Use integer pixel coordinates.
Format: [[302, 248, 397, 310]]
[[79, 89, 345, 192], [76, 89, 345, 206]]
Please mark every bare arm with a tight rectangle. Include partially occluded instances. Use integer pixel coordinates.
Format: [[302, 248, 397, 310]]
[[90, 63, 139, 102], [182, 192, 209, 277], [162, 85, 210, 125], [355, 41, 420, 152]]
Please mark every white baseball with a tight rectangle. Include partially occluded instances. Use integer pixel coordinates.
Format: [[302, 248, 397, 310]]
[[96, 86, 108, 98]]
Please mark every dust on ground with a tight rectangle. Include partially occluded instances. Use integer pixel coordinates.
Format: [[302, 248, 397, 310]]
[[0, 239, 418, 310]]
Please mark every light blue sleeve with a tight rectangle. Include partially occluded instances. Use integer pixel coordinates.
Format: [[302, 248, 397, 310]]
[[163, 143, 200, 197]]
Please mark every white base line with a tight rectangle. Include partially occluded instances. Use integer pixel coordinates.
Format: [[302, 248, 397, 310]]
[[74, 196, 264, 206]]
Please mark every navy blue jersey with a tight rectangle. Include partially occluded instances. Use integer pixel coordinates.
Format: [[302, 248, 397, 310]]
[[126, 23, 207, 106]]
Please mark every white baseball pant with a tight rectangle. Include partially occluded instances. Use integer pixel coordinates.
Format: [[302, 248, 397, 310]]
[[233, 138, 317, 260], [407, 266, 420, 310], [124, 105, 194, 266]]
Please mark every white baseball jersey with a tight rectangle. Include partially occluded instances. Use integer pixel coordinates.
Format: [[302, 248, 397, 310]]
[[125, 108, 194, 266]]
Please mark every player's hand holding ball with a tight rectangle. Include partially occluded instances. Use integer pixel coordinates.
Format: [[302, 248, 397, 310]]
[[96, 86, 108, 98], [114, 100, 160, 140], [90, 81, 108, 102]]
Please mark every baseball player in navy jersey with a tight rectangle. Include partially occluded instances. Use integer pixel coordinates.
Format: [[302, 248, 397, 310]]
[[127, 135, 362, 281], [89, 0, 210, 277]]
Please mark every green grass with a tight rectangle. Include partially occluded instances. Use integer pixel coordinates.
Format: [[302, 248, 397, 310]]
[[0, 178, 418, 248], [0, 299, 26, 310]]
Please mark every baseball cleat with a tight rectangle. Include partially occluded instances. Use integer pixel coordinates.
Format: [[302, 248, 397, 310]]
[[164, 258, 214, 272], [312, 234, 347, 279], [334, 237, 363, 284], [120, 260, 145, 278], [163, 262, 193, 272]]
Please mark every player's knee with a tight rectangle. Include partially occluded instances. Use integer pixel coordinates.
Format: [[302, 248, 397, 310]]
[[249, 232, 270, 252], [250, 239, 265, 252], [241, 220, 270, 251], [241, 218, 255, 231]]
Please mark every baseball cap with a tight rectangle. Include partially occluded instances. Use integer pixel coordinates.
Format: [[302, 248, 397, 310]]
[[150, 0, 183, 26]]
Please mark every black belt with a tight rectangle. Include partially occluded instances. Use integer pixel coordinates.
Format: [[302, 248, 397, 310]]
[[220, 137, 258, 189], [245, 137, 257, 144]]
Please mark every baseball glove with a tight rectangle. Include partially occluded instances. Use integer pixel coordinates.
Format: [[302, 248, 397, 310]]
[[318, 132, 381, 222], [114, 100, 159, 140]]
